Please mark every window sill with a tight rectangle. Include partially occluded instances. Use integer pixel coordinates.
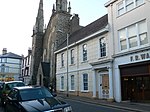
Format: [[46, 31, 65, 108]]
[[69, 63, 76, 66], [69, 90, 75, 92], [98, 56, 107, 60], [81, 90, 89, 93], [81, 60, 88, 64], [60, 66, 65, 69], [60, 89, 65, 92]]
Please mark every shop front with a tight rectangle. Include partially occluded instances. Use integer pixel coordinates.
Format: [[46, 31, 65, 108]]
[[120, 61, 150, 102]]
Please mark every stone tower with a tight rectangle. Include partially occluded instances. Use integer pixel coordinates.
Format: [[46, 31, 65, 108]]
[[31, 0, 81, 88], [41, 0, 72, 89], [30, 0, 44, 85]]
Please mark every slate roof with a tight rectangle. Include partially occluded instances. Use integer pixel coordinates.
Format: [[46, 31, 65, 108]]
[[57, 14, 108, 50], [0, 52, 22, 59], [41, 62, 50, 77]]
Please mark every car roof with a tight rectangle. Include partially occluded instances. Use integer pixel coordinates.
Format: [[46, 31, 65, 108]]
[[14, 86, 42, 90], [3, 81, 24, 84]]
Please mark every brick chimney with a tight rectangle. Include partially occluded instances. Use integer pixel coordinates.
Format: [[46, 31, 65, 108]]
[[70, 14, 82, 33]]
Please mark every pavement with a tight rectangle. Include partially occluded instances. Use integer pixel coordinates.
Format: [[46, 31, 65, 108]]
[[57, 93, 150, 112]]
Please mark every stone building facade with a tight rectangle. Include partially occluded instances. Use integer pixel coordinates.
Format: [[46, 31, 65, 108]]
[[55, 14, 114, 100], [31, 0, 150, 103], [31, 0, 82, 88], [21, 48, 32, 85], [105, 0, 150, 102]]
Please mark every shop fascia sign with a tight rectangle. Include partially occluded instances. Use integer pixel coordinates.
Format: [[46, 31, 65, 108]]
[[130, 52, 150, 62]]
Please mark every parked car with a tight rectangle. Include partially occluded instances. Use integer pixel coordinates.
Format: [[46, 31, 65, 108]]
[[4, 86, 72, 112], [0, 81, 25, 106], [0, 81, 3, 95], [0, 81, 3, 86]]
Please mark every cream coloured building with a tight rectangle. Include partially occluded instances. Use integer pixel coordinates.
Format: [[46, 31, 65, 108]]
[[105, 0, 150, 102], [55, 14, 115, 100]]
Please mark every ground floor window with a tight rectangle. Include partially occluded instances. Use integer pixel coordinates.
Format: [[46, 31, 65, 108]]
[[71, 75, 75, 90], [82, 73, 88, 91], [60, 76, 64, 90]]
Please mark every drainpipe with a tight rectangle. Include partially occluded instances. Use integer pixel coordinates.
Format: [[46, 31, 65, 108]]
[[110, 3, 115, 101], [77, 44, 79, 96]]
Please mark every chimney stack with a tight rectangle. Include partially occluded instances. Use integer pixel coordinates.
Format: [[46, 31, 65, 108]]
[[2, 48, 7, 55], [28, 47, 32, 55]]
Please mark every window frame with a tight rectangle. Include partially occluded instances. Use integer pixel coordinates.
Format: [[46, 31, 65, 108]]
[[60, 76, 64, 90], [118, 20, 148, 51], [61, 53, 64, 67], [99, 37, 107, 57], [125, 0, 134, 12], [117, 0, 144, 16], [70, 75, 75, 91], [118, 1, 125, 16], [82, 73, 88, 91], [70, 49, 74, 65], [82, 44, 87, 61]]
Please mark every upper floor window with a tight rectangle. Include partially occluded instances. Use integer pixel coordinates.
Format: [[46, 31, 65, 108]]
[[83, 73, 88, 91], [126, 0, 134, 12], [118, 1, 125, 15], [119, 29, 127, 50], [119, 20, 147, 51], [1, 58, 7, 63], [71, 75, 75, 90], [70, 49, 74, 64], [128, 24, 137, 48], [7, 58, 21, 64], [117, 0, 144, 16], [99, 37, 106, 57], [82, 44, 87, 61], [61, 53, 64, 67], [136, 0, 144, 6], [138, 20, 147, 45]]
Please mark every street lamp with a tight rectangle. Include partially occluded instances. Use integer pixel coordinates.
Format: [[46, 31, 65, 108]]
[[57, 30, 69, 97]]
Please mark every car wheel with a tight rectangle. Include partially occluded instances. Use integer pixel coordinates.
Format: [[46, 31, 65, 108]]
[[1, 98, 4, 106], [4, 104, 9, 112]]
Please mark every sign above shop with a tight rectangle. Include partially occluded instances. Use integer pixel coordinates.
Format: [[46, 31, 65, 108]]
[[130, 52, 150, 62]]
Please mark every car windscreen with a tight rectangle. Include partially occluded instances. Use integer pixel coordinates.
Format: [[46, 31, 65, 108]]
[[6, 82, 25, 90], [20, 87, 53, 101]]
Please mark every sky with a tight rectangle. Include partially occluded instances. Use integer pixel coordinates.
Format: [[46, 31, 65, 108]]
[[0, 0, 108, 56]]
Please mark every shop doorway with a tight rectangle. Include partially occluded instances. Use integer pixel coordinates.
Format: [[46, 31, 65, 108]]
[[121, 76, 150, 102], [120, 61, 150, 102]]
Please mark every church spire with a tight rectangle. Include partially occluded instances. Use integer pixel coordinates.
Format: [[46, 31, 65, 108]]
[[33, 0, 44, 34], [52, 4, 55, 14], [68, 1, 71, 13]]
